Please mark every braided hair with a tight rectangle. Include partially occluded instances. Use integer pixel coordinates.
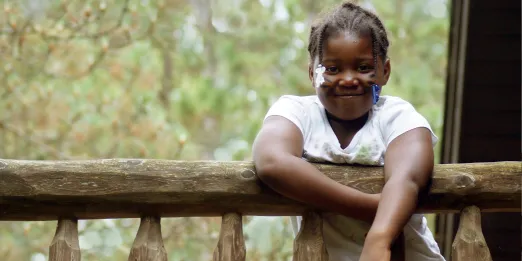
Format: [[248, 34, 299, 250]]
[[307, 1, 390, 69]]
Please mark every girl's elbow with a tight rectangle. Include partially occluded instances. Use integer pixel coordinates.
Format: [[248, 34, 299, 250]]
[[408, 171, 432, 192], [255, 162, 277, 183], [254, 155, 285, 184], [388, 176, 422, 194]]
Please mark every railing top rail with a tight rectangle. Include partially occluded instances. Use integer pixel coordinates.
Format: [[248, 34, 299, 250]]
[[0, 159, 520, 220]]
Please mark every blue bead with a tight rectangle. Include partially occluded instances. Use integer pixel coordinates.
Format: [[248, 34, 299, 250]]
[[372, 84, 381, 104]]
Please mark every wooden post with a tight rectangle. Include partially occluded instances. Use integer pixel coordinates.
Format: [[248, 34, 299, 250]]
[[451, 206, 492, 261], [293, 211, 328, 261], [128, 216, 168, 261], [49, 218, 81, 261], [213, 212, 246, 261]]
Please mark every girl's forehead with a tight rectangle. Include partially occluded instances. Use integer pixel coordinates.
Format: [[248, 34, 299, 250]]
[[322, 32, 373, 60], [339, 31, 365, 42]]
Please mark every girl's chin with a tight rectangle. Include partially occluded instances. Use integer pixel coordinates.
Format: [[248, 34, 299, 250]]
[[329, 104, 372, 120], [329, 111, 369, 121], [319, 95, 372, 119]]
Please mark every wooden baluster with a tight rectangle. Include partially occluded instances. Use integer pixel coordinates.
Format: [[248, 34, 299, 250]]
[[451, 206, 492, 261], [293, 211, 328, 261], [128, 216, 168, 261], [213, 212, 246, 261], [49, 218, 81, 261]]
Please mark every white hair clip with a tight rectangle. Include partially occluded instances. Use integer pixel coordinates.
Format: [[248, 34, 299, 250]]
[[315, 64, 326, 88]]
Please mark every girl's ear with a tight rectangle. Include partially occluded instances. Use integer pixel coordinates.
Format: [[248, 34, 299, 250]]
[[382, 59, 391, 85], [308, 64, 314, 82]]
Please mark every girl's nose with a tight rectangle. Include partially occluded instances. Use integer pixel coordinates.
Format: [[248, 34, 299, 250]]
[[338, 72, 359, 86]]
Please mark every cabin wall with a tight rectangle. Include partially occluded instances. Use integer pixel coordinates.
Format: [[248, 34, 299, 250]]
[[441, 0, 521, 260]]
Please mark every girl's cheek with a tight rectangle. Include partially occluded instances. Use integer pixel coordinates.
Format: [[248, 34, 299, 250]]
[[360, 73, 377, 83], [322, 74, 335, 84]]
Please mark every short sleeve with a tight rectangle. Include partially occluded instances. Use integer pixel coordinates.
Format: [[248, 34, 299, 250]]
[[379, 98, 438, 148], [264, 95, 309, 138]]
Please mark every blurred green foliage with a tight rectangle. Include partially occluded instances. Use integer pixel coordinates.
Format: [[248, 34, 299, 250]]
[[0, 0, 449, 260]]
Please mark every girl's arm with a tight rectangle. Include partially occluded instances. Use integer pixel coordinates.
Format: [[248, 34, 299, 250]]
[[363, 127, 434, 250], [253, 116, 380, 223]]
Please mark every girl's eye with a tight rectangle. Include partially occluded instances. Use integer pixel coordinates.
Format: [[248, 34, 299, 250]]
[[358, 64, 373, 72], [325, 66, 339, 74]]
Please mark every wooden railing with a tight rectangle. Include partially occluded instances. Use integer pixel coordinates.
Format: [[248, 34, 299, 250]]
[[0, 159, 520, 261]]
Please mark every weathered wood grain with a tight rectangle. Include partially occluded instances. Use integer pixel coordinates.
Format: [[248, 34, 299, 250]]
[[128, 216, 167, 261], [292, 211, 328, 261], [49, 219, 81, 261], [213, 212, 246, 261], [451, 206, 492, 261], [0, 159, 520, 220]]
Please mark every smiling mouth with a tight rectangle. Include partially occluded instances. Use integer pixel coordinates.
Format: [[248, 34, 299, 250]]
[[334, 94, 364, 97]]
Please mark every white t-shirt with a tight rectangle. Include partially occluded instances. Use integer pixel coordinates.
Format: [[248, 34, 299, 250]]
[[264, 95, 445, 261]]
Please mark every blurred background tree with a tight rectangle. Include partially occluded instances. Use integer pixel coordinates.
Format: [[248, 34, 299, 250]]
[[0, 0, 449, 260]]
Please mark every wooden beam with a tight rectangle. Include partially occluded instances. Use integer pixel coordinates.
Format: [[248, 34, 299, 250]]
[[0, 159, 520, 220]]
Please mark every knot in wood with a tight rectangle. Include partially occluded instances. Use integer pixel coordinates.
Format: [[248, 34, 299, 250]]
[[122, 159, 143, 167], [240, 169, 255, 179], [453, 173, 476, 189]]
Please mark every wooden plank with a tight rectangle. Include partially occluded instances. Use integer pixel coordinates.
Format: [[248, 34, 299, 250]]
[[49, 219, 81, 261], [467, 5, 520, 35], [458, 138, 521, 162], [128, 216, 168, 261], [466, 35, 521, 61], [481, 212, 522, 259], [471, 0, 521, 9], [0, 159, 520, 220], [464, 61, 520, 86], [461, 111, 520, 135], [451, 206, 492, 261], [213, 213, 246, 261], [292, 211, 328, 261]]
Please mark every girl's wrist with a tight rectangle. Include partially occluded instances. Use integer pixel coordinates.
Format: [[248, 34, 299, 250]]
[[365, 228, 394, 248]]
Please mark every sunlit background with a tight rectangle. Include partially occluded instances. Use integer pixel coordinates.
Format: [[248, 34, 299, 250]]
[[0, 0, 449, 260]]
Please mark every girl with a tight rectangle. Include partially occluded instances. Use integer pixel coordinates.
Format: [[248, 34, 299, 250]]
[[252, 2, 445, 261]]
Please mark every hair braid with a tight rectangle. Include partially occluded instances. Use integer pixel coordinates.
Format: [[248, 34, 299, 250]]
[[307, 1, 390, 68]]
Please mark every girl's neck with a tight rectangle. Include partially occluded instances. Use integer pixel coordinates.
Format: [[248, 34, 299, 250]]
[[326, 110, 369, 132]]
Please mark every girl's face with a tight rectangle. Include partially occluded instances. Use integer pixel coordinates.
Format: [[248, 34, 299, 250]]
[[309, 32, 391, 121]]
